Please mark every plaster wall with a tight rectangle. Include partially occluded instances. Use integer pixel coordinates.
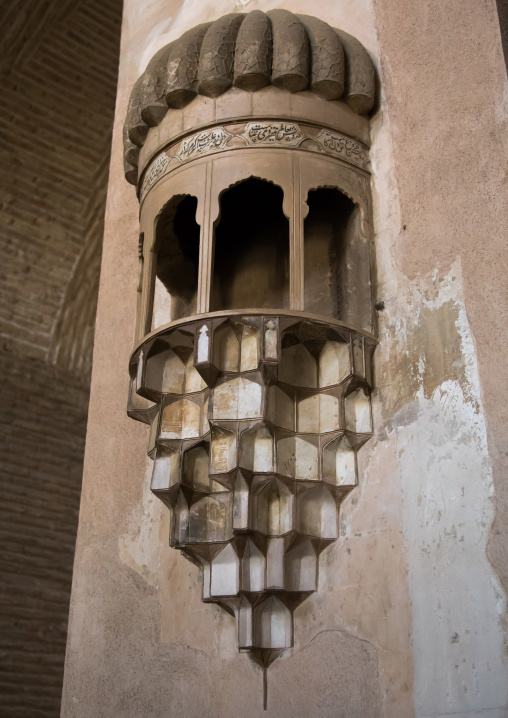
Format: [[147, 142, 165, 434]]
[[62, 1, 508, 716]]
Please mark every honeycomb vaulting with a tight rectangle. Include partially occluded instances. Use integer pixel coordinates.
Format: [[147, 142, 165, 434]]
[[130, 313, 375, 669]]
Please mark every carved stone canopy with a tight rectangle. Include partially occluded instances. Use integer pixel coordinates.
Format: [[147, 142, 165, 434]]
[[124, 10, 375, 186]]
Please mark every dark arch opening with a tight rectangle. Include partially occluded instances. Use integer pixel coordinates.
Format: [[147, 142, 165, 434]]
[[153, 195, 200, 326], [211, 178, 290, 311], [304, 188, 356, 319]]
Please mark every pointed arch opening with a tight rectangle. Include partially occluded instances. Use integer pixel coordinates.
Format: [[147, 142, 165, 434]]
[[152, 194, 201, 327], [211, 178, 290, 311], [303, 187, 357, 319]]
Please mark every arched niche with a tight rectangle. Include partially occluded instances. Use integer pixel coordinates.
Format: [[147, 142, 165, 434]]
[[298, 153, 374, 333], [160, 397, 202, 440], [152, 194, 201, 327], [250, 477, 294, 537], [213, 319, 240, 372], [209, 152, 294, 225], [150, 445, 181, 493], [137, 338, 174, 399], [210, 425, 237, 475], [304, 187, 358, 319], [278, 338, 318, 388], [210, 178, 290, 311], [237, 594, 254, 650], [266, 385, 294, 431], [344, 386, 372, 434], [171, 490, 189, 546], [241, 537, 265, 592], [284, 539, 317, 592], [277, 435, 319, 481], [240, 321, 260, 371], [188, 494, 233, 543], [239, 423, 275, 473], [182, 442, 209, 492], [212, 375, 263, 421], [297, 485, 338, 539], [210, 543, 240, 597], [233, 470, 250, 531], [253, 595, 292, 649]]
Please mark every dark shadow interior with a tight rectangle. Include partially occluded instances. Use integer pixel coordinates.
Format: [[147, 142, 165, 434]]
[[211, 178, 290, 311], [304, 188, 356, 319], [155, 195, 200, 322]]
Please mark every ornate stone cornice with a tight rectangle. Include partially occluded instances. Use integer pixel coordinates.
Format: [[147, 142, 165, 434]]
[[140, 121, 370, 201]]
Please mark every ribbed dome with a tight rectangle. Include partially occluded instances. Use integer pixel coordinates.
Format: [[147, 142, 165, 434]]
[[124, 11, 375, 185]]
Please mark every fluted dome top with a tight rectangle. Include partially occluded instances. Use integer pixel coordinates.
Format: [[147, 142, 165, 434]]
[[124, 10, 376, 185]]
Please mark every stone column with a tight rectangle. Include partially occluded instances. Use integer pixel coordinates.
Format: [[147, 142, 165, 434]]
[[61, 2, 508, 717]]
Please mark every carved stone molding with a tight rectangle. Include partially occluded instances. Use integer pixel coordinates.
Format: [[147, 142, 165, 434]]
[[315, 130, 369, 170], [142, 152, 172, 194], [124, 10, 376, 186], [177, 127, 233, 162], [242, 122, 304, 147], [140, 121, 370, 200]]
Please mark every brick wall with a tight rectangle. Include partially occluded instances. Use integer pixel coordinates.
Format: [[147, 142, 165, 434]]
[[0, 0, 123, 714], [0, 0, 122, 372], [0, 352, 89, 717]]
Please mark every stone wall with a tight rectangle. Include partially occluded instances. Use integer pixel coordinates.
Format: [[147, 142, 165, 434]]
[[0, 0, 122, 715]]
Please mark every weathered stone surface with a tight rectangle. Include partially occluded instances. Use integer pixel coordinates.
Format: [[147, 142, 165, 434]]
[[124, 140, 140, 169], [123, 11, 376, 177], [197, 14, 246, 98], [372, 3, 508, 713], [234, 10, 273, 92], [123, 125, 139, 185], [140, 42, 174, 127], [335, 29, 375, 114], [126, 75, 149, 147], [298, 15, 345, 100], [268, 9, 309, 93], [268, 631, 381, 717], [166, 23, 212, 109]]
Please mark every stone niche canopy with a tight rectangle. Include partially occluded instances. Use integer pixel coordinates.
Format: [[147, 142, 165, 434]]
[[124, 9, 378, 700], [123, 9, 375, 185]]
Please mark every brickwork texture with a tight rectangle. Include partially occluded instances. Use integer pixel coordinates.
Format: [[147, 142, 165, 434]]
[[0, 0, 123, 715]]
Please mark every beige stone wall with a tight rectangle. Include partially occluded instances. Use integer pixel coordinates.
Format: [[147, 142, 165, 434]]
[[62, 1, 508, 716]]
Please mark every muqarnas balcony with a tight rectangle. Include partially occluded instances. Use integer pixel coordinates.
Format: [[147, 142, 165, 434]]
[[124, 8, 378, 703]]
